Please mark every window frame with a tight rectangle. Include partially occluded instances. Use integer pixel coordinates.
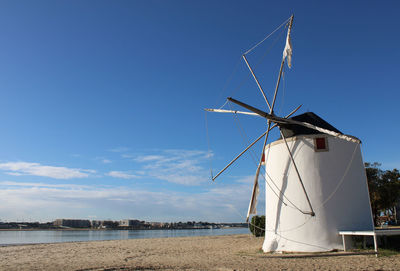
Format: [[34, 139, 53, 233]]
[[314, 137, 329, 152]]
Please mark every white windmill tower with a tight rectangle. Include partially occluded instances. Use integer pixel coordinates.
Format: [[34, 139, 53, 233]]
[[205, 15, 374, 252]]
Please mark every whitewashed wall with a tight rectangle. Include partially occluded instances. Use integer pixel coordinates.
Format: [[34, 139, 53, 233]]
[[262, 134, 374, 252]]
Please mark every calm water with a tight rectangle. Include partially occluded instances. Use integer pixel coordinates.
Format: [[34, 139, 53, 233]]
[[0, 228, 250, 246]]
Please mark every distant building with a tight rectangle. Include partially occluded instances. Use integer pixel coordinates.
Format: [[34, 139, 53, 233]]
[[119, 219, 142, 227], [90, 220, 118, 229], [91, 220, 102, 228], [53, 219, 90, 228], [150, 222, 161, 227]]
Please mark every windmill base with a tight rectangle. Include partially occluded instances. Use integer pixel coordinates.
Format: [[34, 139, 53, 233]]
[[262, 234, 344, 253]]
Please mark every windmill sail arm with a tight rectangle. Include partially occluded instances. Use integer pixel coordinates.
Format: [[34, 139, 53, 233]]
[[211, 104, 303, 181], [227, 97, 271, 119], [227, 97, 294, 124], [204, 108, 260, 117], [285, 104, 302, 118], [269, 104, 302, 130], [227, 97, 359, 143], [212, 130, 268, 181], [242, 55, 272, 111]]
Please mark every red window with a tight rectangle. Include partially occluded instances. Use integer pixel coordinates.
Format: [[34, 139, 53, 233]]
[[315, 137, 328, 151]]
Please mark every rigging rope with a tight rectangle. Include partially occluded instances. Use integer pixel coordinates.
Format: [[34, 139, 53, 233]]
[[263, 166, 308, 214], [215, 22, 286, 109], [227, 102, 289, 206], [244, 17, 290, 55], [218, 99, 228, 110], [316, 141, 360, 208], [228, 198, 313, 234], [214, 56, 242, 109], [252, 26, 287, 73], [228, 101, 307, 213]]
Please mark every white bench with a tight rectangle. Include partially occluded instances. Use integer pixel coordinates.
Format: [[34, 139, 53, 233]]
[[339, 229, 400, 256]]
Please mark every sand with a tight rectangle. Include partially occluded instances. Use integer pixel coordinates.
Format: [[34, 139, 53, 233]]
[[0, 234, 399, 270]]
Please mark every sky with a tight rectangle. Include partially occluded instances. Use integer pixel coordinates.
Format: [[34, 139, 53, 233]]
[[0, 0, 399, 222]]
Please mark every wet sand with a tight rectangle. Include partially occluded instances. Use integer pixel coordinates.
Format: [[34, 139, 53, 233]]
[[0, 234, 399, 270]]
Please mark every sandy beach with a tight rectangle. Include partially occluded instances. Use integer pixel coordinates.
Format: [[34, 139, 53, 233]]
[[0, 234, 399, 270]]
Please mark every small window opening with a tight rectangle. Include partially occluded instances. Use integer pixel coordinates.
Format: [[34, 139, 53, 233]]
[[314, 137, 328, 152]]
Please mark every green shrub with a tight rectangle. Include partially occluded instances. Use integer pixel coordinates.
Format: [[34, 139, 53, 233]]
[[249, 215, 265, 237]]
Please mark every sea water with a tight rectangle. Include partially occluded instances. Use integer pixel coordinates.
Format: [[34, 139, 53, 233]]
[[0, 227, 250, 246]]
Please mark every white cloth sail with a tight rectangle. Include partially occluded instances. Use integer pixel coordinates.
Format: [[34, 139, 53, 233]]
[[246, 165, 260, 221], [283, 29, 292, 68]]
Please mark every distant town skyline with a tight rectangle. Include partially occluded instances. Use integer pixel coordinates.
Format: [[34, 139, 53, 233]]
[[0, 0, 399, 222]]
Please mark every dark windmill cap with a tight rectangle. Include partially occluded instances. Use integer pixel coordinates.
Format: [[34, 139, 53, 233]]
[[280, 112, 342, 138]]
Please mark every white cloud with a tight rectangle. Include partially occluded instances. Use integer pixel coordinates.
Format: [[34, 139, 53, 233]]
[[134, 155, 165, 162], [106, 171, 139, 179], [156, 175, 204, 186], [94, 157, 112, 164], [109, 147, 129, 153], [0, 181, 91, 189], [0, 162, 95, 179], [234, 175, 254, 184], [0, 180, 261, 222], [134, 149, 212, 186]]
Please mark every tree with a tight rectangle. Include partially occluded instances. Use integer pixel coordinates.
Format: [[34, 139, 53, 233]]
[[365, 162, 400, 226], [380, 168, 400, 221], [365, 162, 383, 225], [249, 215, 265, 237]]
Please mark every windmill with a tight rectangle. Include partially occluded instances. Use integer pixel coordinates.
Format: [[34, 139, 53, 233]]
[[205, 15, 374, 252]]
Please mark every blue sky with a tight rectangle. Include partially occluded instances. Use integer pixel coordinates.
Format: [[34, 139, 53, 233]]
[[0, 1, 399, 222]]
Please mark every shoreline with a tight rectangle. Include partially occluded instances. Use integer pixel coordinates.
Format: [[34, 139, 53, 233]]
[[0, 226, 248, 231], [1, 234, 399, 270], [0, 227, 250, 247], [0, 232, 251, 248]]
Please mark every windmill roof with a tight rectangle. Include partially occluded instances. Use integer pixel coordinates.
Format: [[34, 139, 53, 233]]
[[280, 112, 342, 138]]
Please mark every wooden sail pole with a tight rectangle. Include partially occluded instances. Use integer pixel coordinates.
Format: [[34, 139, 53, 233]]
[[212, 130, 267, 181], [204, 108, 259, 117], [242, 55, 272, 111], [271, 15, 294, 112], [279, 128, 315, 216], [246, 16, 294, 220], [270, 15, 316, 217]]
